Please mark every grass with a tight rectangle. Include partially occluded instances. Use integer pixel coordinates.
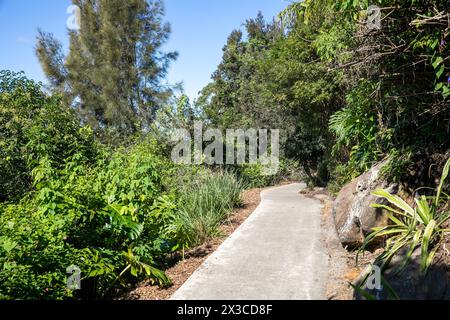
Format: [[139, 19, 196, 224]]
[[176, 172, 244, 246]]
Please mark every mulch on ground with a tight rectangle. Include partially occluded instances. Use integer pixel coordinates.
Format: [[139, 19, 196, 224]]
[[121, 187, 264, 300]]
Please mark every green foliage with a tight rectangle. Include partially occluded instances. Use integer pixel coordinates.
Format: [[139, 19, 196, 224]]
[[0, 203, 85, 300], [236, 160, 302, 188], [237, 163, 274, 188], [361, 158, 450, 274], [5, 0, 449, 301], [120, 247, 171, 286], [36, 0, 178, 137], [176, 172, 244, 246], [0, 73, 249, 299], [330, 0, 450, 184], [329, 80, 387, 183], [0, 76, 180, 299], [275, 0, 450, 187], [0, 140, 176, 299], [197, 10, 342, 185], [379, 148, 413, 184], [0, 70, 96, 201]]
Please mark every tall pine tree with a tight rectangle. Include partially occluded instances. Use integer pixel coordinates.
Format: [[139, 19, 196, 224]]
[[36, 0, 177, 138]]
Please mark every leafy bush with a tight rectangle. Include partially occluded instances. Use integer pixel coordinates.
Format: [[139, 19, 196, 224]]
[[0, 119, 246, 300], [361, 157, 450, 274], [0, 203, 86, 300], [236, 163, 274, 188], [0, 70, 96, 202], [176, 172, 244, 246], [236, 159, 303, 188], [0, 138, 178, 299], [329, 80, 387, 185]]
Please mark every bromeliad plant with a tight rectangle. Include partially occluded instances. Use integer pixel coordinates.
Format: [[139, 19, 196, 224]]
[[361, 157, 450, 274]]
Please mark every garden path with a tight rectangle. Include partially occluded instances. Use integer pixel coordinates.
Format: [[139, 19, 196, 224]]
[[171, 183, 328, 300]]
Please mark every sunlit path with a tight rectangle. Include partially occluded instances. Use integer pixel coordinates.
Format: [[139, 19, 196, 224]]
[[171, 183, 328, 300]]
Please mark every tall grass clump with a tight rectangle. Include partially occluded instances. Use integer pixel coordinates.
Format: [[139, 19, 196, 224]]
[[177, 172, 244, 246]]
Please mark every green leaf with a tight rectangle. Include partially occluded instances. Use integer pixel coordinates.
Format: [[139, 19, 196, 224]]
[[432, 56, 444, 69], [396, 230, 421, 274], [436, 65, 445, 79], [421, 219, 437, 272], [435, 82, 443, 91], [436, 157, 450, 206], [424, 243, 441, 273], [371, 203, 407, 217], [443, 86, 450, 98], [131, 266, 138, 277], [415, 196, 433, 225], [431, 38, 439, 50], [372, 189, 416, 220], [385, 212, 406, 227], [0, 238, 18, 253]]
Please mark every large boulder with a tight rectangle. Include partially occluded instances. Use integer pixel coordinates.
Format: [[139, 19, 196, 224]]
[[333, 161, 398, 247]]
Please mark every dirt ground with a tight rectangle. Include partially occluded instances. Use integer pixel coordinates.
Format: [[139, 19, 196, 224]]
[[121, 187, 264, 300]]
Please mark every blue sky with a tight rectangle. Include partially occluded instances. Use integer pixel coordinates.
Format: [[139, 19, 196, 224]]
[[0, 0, 289, 101]]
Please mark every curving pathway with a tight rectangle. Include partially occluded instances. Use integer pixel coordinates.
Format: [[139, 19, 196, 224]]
[[171, 183, 328, 300]]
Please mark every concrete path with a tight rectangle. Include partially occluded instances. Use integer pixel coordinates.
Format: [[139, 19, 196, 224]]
[[171, 183, 328, 300]]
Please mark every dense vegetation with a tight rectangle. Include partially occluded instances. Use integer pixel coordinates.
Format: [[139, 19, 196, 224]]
[[0, 70, 257, 299], [0, 0, 449, 300], [0, 1, 279, 299], [200, 0, 449, 190]]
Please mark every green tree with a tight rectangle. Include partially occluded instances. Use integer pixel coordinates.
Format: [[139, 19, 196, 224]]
[[36, 0, 177, 138], [198, 13, 282, 129], [198, 10, 343, 185], [327, 0, 450, 185]]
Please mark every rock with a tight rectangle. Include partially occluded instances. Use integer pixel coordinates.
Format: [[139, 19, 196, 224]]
[[355, 248, 448, 300], [333, 161, 398, 247], [384, 249, 448, 300]]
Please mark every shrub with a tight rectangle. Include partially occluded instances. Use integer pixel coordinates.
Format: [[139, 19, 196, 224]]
[[0, 203, 86, 300], [0, 141, 178, 299], [0, 70, 96, 202], [236, 163, 273, 188], [329, 80, 386, 185], [236, 159, 302, 189], [0, 72, 262, 300]]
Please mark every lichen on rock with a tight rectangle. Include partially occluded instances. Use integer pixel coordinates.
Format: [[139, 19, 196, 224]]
[[333, 161, 398, 248]]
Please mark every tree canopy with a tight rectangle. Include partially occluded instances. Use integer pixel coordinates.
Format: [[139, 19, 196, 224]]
[[36, 0, 177, 139], [198, 0, 450, 187]]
